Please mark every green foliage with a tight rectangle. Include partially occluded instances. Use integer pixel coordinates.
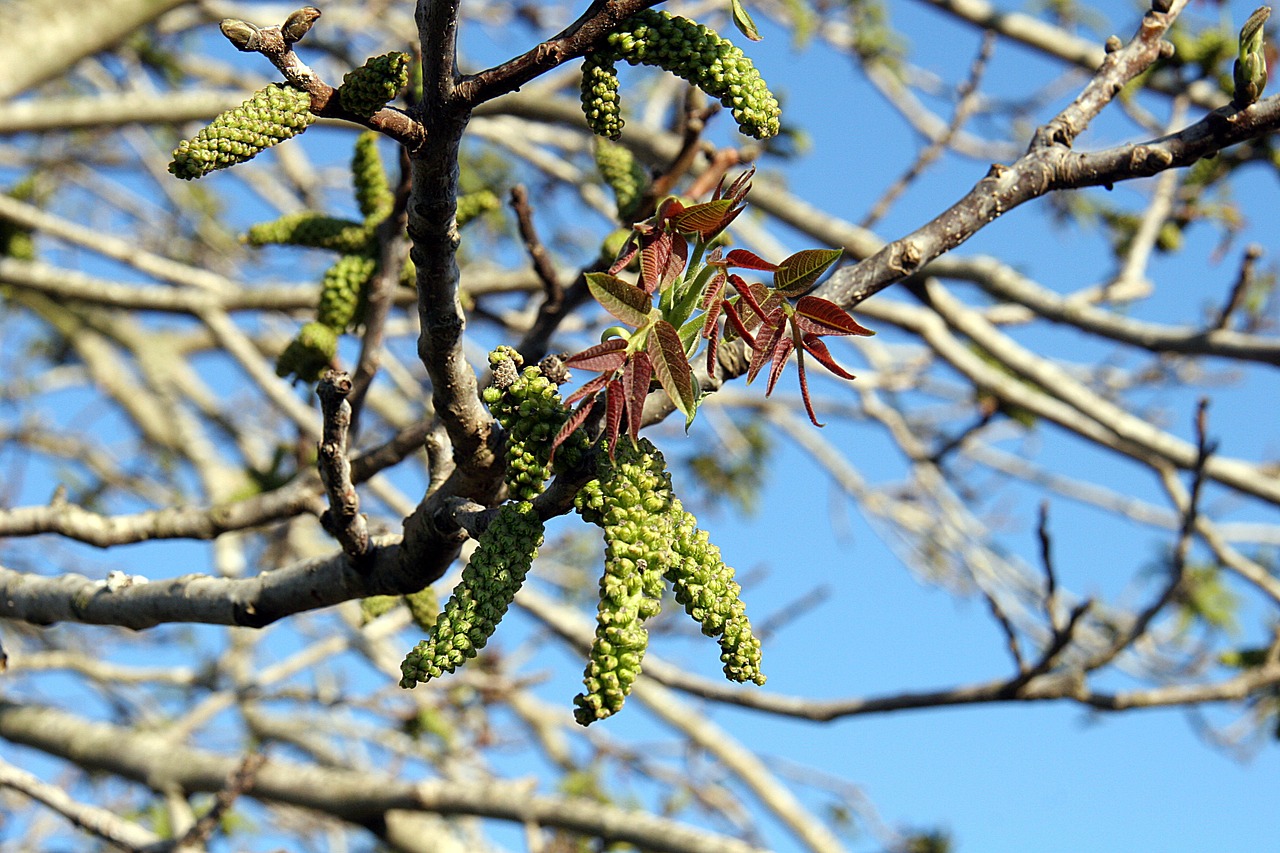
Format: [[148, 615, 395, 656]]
[[338, 52, 411, 117], [580, 9, 782, 140], [0, 178, 37, 261], [455, 189, 502, 228], [400, 501, 545, 687], [1174, 563, 1240, 635], [168, 83, 314, 180]]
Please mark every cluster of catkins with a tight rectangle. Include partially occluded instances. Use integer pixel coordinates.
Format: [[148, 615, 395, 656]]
[[573, 437, 764, 724], [580, 9, 781, 140], [399, 348, 566, 687], [169, 83, 315, 180], [263, 132, 393, 380]]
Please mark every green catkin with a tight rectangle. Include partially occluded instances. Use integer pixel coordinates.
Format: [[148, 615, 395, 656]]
[[339, 52, 411, 118], [360, 595, 401, 624], [243, 211, 371, 254], [583, 10, 781, 140], [275, 320, 338, 381], [580, 53, 624, 139], [593, 138, 648, 220], [399, 501, 545, 687], [169, 83, 315, 180], [456, 190, 502, 228], [317, 252, 378, 331], [352, 131, 394, 222], [572, 440, 674, 724], [666, 496, 765, 685], [405, 586, 440, 633], [483, 347, 569, 502]]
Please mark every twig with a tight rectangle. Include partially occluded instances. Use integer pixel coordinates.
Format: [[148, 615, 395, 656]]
[[860, 30, 995, 229], [1210, 243, 1264, 331], [317, 371, 371, 561], [174, 752, 267, 850], [1037, 501, 1061, 632], [509, 184, 563, 309]]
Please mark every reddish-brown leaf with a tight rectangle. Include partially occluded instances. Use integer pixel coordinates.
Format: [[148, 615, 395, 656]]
[[765, 333, 794, 397], [604, 376, 625, 454], [801, 334, 857, 380], [721, 299, 757, 345], [795, 343, 824, 427], [793, 296, 875, 337], [564, 372, 611, 406], [638, 228, 688, 294], [724, 248, 778, 272], [746, 310, 787, 385], [551, 393, 598, 460], [564, 338, 628, 373], [623, 351, 653, 441]]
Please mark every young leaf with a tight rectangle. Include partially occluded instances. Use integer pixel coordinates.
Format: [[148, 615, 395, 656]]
[[731, 0, 763, 41], [604, 376, 625, 452], [801, 335, 858, 380], [586, 272, 653, 326], [671, 199, 736, 240], [639, 228, 688, 294], [622, 351, 653, 440], [647, 320, 697, 423], [724, 248, 778, 271], [793, 296, 875, 337], [774, 248, 842, 296], [564, 338, 628, 373]]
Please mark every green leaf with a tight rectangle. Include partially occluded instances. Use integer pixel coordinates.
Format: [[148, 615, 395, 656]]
[[730, 0, 763, 41], [647, 320, 698, 425], [773, 248, 842, 296], [587, 272, 653, 327], [671, 199, 736, 239]]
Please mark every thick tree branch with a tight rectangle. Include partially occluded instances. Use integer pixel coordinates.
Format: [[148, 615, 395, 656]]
[[0, 702, 767, 853]]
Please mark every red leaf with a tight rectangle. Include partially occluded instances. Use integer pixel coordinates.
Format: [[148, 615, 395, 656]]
[[793, 296, 875, 337], [724, 248, 778, 272], [564, 372, 611, 406], [801, 334, 857, 380], [721, 299, 757, 346], [604, 376, 625, 454], [607, 231, 640, 275], [638, 229, 688, 294], [774, 248, 842, 297], [586, 273, 652, 326], [746, 310, 787, 385], [765, 333, 794, 397], [551, 393, 598, 460], [705, 322, 721, 376], [647, 320, 697, 422], [795, 343, 824, 427], [564, 338, 628, 373], [623, 352, 653, 441], [732, 277, 773, 331]]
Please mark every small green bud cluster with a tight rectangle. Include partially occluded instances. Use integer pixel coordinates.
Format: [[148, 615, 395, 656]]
[[573, 438, 764, 723], [404, 586, 440, 632], [593, 138, 648, 220], [317, 252, 379, 331], [275, 320, 338, 381], [580, 54, 623, 140], [169, 83, 315, 180], [338, 52, 411, 118], [456, 190, 502, 228], [582, 10, 781, 140], [482, 346, 571, 501], [352, 131, 394, 222], [400, 501, 545, 687]]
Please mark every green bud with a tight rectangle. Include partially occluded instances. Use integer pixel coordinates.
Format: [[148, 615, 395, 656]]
[[339, 52, 411, 118]]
